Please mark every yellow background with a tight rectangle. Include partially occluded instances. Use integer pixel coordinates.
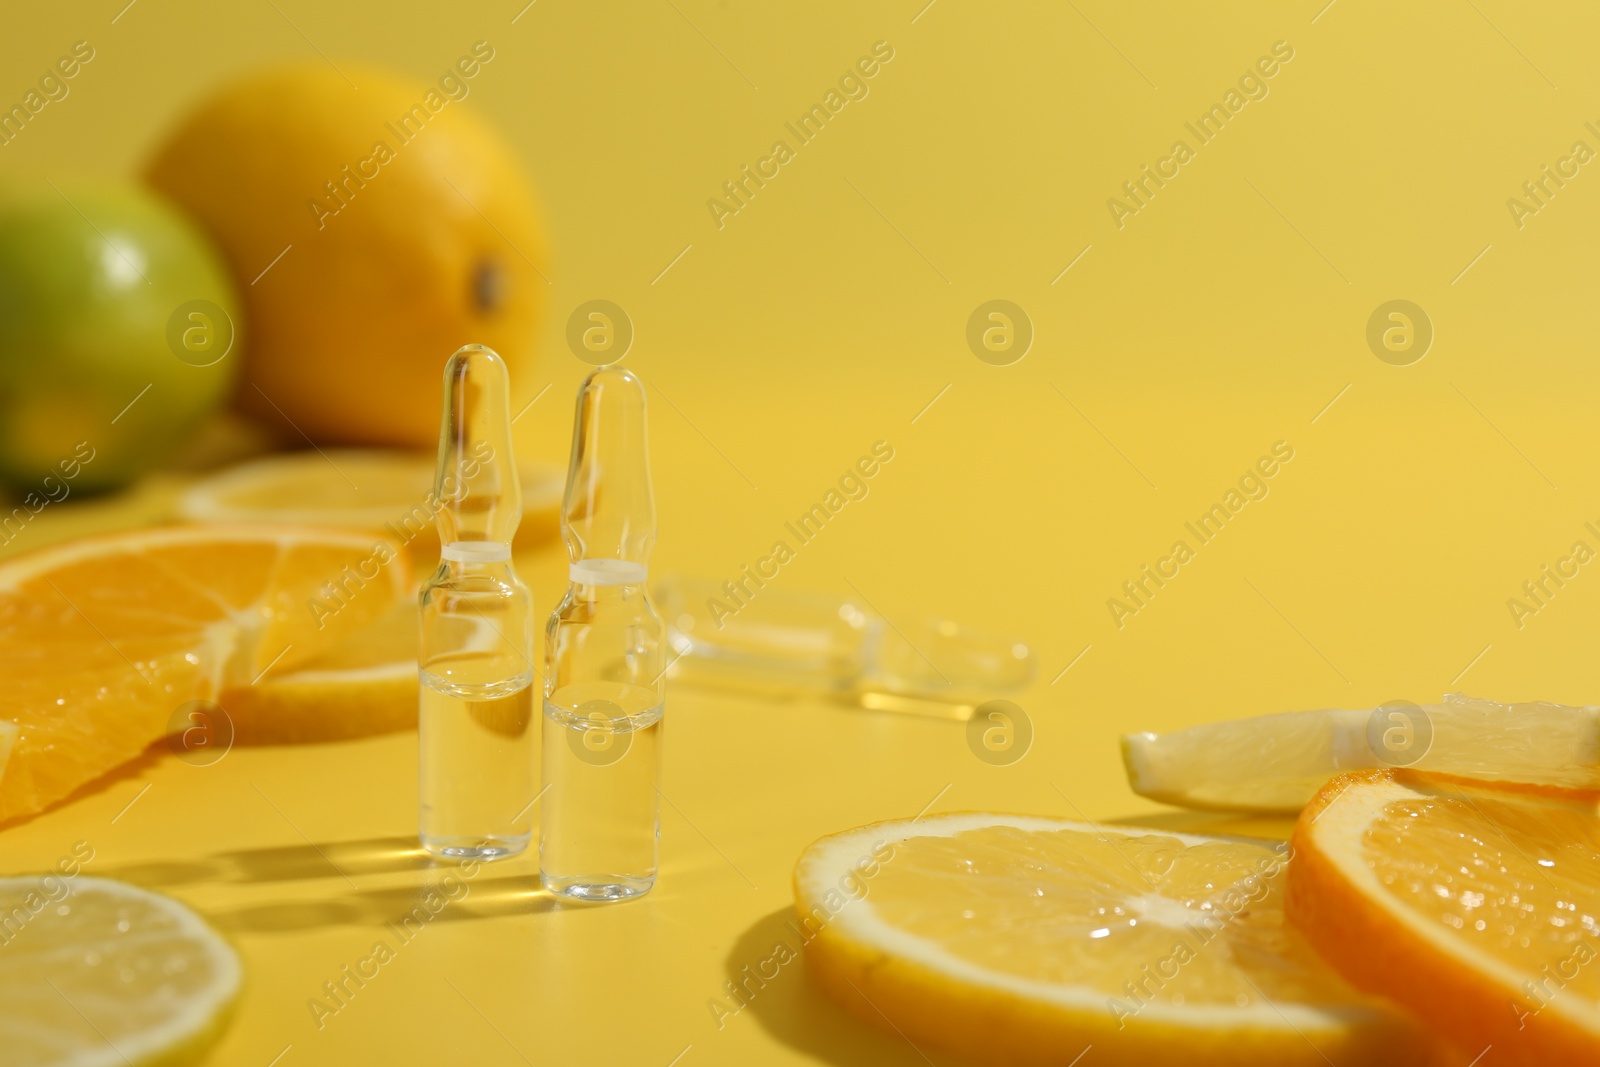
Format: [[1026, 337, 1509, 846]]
[[5, 0, 1600, 1063]]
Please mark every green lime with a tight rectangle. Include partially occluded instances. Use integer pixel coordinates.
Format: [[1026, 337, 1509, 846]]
[[0, 181, 239, 493]]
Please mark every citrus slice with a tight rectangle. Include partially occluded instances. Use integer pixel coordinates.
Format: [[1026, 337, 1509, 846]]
[[794, 813, 1436, 1066], [0, 721, 17, 787], [1289, 770, 1600, 1066], [0, 875, 241, 1066], [0, 525, 409, 820], [221, 598, 416, 744], [1123, 694, 1600, 813], [176, 449, 563, 549]]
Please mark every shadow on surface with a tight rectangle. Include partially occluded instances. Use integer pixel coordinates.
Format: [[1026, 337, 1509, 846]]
[[203, 873, 557, 935], [87, 835, 559, 935], [96, 835, 436, 889], [723, 907, 958, 1067]]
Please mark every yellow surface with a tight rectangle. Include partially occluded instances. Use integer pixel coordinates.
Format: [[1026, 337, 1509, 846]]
[[4, 1, 1600, 1063]]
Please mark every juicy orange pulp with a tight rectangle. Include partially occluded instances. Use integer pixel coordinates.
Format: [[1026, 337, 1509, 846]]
[[1290, 770, 1600, 1066], [0, 525, 408, 820]]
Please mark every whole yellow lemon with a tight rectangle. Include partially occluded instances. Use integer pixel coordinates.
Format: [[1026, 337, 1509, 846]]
[[145, 59, 546, 446]]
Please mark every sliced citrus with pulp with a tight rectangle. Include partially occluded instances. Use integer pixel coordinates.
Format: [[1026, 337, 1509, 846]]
[[220, 597, 416, 744], [1123, 693, 1600, 813], [0, 525, 409, 820], [0, 875, 241, 1066], [1289, 769, 1600, 1066], [176, 449, 563, 550], [794, 813, 1435, 1066]]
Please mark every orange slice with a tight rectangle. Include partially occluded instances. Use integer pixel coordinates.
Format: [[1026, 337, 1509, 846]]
[[794, 813, 1438, 1066], [0, 525, 409, 820], [1289, 770, 1600, 1066]]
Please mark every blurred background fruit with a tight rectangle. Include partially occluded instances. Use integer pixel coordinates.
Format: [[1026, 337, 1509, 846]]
[[176, 448, 563, 553], [0, 181, 239, 493], [144, 63, 547, 448]]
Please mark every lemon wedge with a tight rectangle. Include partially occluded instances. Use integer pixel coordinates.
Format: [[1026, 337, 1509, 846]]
[[1123, 693, 1600, 814], [0, 876, 241, 1066], [794, 813, 1436, 1066]]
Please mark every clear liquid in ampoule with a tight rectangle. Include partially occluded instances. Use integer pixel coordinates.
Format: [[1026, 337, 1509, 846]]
[[540, 680, 662, 900], [418, 343, 534, 861], [419, 649, 536, 859]]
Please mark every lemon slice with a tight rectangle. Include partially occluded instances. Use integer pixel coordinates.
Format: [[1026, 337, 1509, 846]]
[[794, 813, 1435, 1066], [1123, 693, 1600, 814], [222, 598, 417, 744], [0, 876, 241, 1066], [1290, 770, 1600, 1065], [177, 449, 563, 548]]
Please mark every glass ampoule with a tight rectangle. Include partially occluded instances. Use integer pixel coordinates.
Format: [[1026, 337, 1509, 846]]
[[541, 367, 665, 902], [652, 576, 1035, 704], [418, 344, 537, 861]]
